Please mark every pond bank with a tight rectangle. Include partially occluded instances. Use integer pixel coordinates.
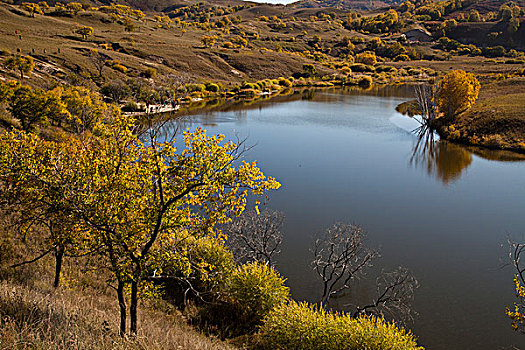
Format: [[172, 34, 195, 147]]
[[397, 77, 525, 154]]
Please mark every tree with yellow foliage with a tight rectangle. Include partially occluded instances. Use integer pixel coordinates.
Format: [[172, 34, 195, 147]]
[[0, 113, 280, 337], [438, 70, 480, 121], [72, 24, 93, 40], [3, 54, 34, 79]]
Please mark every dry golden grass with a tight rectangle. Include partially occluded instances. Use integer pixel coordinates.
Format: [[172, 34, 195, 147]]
[[0, 210, 236, 350], [439, 78, 525, 152], [0, 277, 237, 350]]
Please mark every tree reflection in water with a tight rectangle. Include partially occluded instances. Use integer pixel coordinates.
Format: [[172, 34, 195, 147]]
[[411, 135, 473, 185]]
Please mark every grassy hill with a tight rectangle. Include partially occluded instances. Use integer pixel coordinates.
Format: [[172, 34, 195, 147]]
[[289, 0, 403, 10]]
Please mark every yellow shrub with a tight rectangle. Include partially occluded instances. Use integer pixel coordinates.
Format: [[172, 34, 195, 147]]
[[258, 300, 423, 350], [356, 51, 377, 65]]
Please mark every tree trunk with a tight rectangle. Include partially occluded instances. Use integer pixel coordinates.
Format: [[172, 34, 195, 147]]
[[53, 245, 64, 288], [130, 280, 138, 335], [117, 280, 127, 337]]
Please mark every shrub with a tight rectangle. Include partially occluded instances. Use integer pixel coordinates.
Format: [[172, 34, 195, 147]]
[[227, 262, 289, 323], [356, 52, 377, 65], [121, 101, 142, 112], [394, 54, 410, 61], [277, 77, 292, 87], [112, 64, 127, 73], [350, 63, 374, 72], [143, 67, 157, 78], [197, 261, 289, 337], [375, 65, 397, 73], [205, 82, 221, 92], [258, 300, 423, 350], [185, 83, 206, 92], [482, 46, 506, 58], [241, 82, 258, 90], [358, 75, 373, 88], [340, 66, 352, 75], [303, 64, 317, 77]]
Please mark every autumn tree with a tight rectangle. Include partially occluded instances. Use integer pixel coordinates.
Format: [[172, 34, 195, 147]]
[[0, 114, 280, 337], [72, 24, 93, 40], [7, 84, 68, 131], [0, 131, 89, 287], [438, 70, 480, 122], [3, 55, 35, 79], [88, 49, 106, 79], [20, 2, 43, 17], [100, 79, 131, 103]]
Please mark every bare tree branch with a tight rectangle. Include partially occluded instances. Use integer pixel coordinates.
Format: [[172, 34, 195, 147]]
[[312, 223, 378, 304], [354, 267, 419, 322], [223, 209, 283, 266]]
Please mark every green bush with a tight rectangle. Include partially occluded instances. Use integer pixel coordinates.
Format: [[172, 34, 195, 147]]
[[258, 301, 423, 350], [196, 261, 289, 337], [228, 262, 289, 322]]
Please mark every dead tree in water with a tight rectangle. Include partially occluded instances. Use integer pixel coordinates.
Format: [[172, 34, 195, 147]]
[[354, 267, 419, 322], [414, 82, 439, 135], [224, 209, 283, 266], [411, 82, 441, 163], [312, 223, 377, 305], [312, 223, 419, 321]]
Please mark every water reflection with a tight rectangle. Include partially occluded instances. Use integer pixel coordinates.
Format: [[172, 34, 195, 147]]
[[409, 129, 525, 184], [411, 139, 473, 185]]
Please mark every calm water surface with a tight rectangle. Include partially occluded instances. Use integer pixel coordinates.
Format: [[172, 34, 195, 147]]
[[168, 87, 525, 349]]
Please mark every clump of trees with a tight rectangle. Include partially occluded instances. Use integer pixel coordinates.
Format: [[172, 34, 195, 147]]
[[20, 2, 43, 17]]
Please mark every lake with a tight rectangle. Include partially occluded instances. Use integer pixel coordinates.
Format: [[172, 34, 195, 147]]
[[166, 86, 525, 349]]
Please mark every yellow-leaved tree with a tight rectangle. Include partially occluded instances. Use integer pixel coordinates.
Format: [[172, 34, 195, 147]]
[[438, 70, 480, 122], [0, 113, 280, 337]]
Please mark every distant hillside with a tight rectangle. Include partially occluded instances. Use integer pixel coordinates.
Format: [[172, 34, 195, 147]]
[[288, 0, 403, 10], [9, 0, 252, 12]]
